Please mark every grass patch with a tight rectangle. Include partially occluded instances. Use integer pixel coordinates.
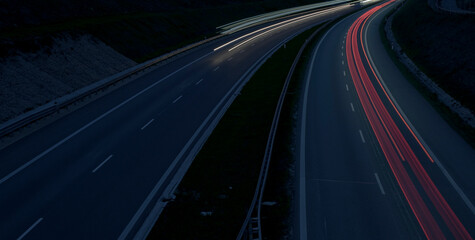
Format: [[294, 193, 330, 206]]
[[379, 5, 475, 147], [148, 23, 325, 240]]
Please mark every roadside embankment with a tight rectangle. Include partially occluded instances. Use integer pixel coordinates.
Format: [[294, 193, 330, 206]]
[[391, 0, 475, 115], [0, 34, 136, 124], [387, 0, 475, 142]]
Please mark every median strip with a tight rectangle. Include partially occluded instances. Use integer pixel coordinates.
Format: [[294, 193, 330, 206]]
[[148, 22, 327, 240]]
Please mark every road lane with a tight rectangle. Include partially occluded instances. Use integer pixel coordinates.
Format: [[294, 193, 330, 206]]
[[360, 0, 475, 238], [299, 0, 475, 239], [300, 3, 418, 239], [0, 4, 356, 239]]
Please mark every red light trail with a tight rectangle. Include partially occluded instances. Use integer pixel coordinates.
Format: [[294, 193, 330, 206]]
[[345, 1, 472, 239]]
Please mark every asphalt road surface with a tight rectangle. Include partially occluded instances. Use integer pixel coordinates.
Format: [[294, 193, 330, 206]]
[[0, 4, 356, 240], [299, 1, 475, 239]]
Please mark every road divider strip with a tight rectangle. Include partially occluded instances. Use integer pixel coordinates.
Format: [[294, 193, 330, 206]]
[[123, 22, 328, 240], [237, 21, 330, 240]]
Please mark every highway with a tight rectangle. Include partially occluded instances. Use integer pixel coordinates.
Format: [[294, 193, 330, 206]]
[[299, 0, 475, 239], [0, 3, 356, 240]]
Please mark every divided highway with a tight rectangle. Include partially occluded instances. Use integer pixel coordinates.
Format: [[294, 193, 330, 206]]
[[0, 3, 356, 240], [300, 0, 475, 239]]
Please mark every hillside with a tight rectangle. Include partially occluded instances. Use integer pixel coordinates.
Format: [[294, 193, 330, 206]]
[[0, 0, 326, 62], [0, 0, 331, 125], [392, 0, 475, 113], [0, 34, 136, 124]]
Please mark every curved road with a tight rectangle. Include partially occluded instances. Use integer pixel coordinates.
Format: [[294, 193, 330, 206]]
[[299, 0, 475, 239], [0, 4, 356, 240]]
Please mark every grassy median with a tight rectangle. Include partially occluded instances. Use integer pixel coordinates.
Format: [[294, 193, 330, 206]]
[[259, 20, 333, 239], [148, 24, 324, 239]]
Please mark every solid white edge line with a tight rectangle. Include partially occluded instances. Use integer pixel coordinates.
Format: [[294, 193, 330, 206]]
[[364, 3, 475, 215], [359, 129, 366, 143], [141, 119, 155, 130], [374, 173, 386, 195], [17, 218, 43, 240], [0, 51, 213, 186], [92, 155, 113, 173]]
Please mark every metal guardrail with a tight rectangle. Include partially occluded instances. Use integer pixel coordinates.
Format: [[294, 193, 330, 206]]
[[0, 0, 354, 140], [236, 21, 330, 240], [129, 28, 314, 240], [0, 35, 222, 139]]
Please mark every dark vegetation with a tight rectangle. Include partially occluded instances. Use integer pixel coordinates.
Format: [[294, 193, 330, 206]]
[[388, 0, 475, 146], [0, 0, 327, 62], [149, 24, 323, 239], [392, 0, 475, 113], [259, 24, 320, 239], [260, 19, 340, 239], [455, 0, 475, 11]]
